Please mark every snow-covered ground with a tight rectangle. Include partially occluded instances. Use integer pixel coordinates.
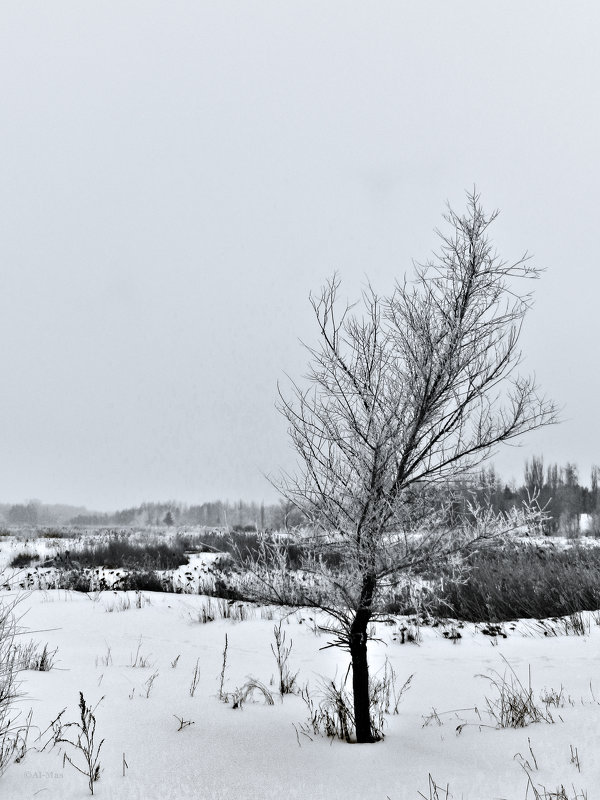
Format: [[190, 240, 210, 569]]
[[0, 528, 234, 594], [0, 588, 598, 800], [1, 528, 600, 799]]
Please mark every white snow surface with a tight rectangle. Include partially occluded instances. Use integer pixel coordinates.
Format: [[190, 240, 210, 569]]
[[1, 590, 599, 799], [1, 529, 600, 799]]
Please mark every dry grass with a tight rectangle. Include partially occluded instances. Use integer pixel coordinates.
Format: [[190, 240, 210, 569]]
[[411, 542, 600, 622], [0, 594, 32, 777], [481, 657, 555, 728], [417, 774, 451, 800]]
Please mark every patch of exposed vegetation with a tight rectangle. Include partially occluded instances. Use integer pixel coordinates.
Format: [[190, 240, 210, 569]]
[[9, 551, 40, 569], [69, 537, 189, 571], [392, 542, 600, 622]]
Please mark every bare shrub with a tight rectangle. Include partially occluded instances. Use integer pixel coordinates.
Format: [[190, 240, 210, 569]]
[[55, 692, 104, 795], [271, 621, 298, 696], [297, 677, 355, 743], [0, 594, 31, 777], [370, 659, 413, 720], [298, 660, 412, 743], [11, 641, 57, 672], [481, 658, 554, 728]]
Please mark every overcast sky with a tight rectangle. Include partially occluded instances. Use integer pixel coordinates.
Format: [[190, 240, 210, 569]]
[[1, 2, 598, 510]]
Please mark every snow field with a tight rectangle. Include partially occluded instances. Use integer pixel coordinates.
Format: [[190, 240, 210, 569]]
[[1, 589, 600, 799]]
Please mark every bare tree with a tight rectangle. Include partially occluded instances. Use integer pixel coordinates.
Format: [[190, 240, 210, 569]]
[[253, 193, 557, 743]]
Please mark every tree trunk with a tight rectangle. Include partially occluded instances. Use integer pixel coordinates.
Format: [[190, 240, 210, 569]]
[[350, 570, 378, 743], [350, 606, 375, 742]]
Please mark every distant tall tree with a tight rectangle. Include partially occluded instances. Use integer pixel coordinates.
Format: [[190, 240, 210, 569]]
[[591, 465, 599, 511], [558, 463, 581, 531], [547, 463, 560, 493], [524, 456, 545, 495]]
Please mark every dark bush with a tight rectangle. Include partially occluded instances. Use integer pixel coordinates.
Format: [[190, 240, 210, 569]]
[[9, 551, 40, 568], [40, 529, 70, 539], [74, 537, 188, 570], [114, 570, 168, 592], [54, 568, 171, 594], [175, 530, 341, 571], [414, 542, 600, 622], [203, 574, 246, 601], [60, 569, 96, 593]]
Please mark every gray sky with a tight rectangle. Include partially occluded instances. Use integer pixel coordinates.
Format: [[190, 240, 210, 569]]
[[1, 2, 598, 510]]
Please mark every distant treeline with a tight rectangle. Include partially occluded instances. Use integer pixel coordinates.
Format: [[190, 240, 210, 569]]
[[470, 458, 600, 535], [1, 457, 599, 534], [0, 501, 88, 527], [68, 499, 306, 530], [0, 498, 305, 531]]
